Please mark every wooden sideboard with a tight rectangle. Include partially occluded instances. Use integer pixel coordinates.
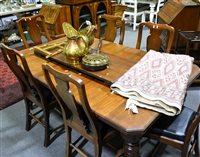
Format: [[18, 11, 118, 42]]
[[158, 0, 200, 49], [39, 4, 72, 35], [55, 0, 111, 29]]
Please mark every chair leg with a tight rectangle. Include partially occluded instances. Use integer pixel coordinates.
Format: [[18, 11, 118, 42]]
[[133, 15, 137, 31], [43, 110, 50, 147], [149, 142, 166, 157], [66, 127, 72, 157], [155, 14, 158, 24], [141, 13, 145, 22], [194, 126, 200, 157], [95, 139, 102, 157], [24, 98, 32, 131]]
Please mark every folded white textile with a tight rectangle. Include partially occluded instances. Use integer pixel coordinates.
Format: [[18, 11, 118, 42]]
[[111, 50, 194, 116]]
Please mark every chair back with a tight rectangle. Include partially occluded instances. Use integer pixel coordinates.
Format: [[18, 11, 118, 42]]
[[96, 14, 125, 45], [16, 14, 52, 48], [122, 0, 147, 31], [0, 43, 46, 105], [42, 63, 101, 149], [122, 0, 138, 12], [136, 22, 174, 53]]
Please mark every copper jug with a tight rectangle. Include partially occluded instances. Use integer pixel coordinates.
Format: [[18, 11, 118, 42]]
[[63, 35, 89, 65]]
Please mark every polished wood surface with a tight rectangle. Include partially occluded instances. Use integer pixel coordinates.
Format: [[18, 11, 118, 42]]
[[20, 37, 161, 157], [34, 38, 145, 86]]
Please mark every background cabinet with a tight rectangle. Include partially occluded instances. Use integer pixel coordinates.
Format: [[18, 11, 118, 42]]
[[158, 0, 200, 50], [55, 0, 111, 29]]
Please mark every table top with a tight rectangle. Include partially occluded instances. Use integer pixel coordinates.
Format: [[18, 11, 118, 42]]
[[34, 38, 146, 86], [20, 37, 160, 135]]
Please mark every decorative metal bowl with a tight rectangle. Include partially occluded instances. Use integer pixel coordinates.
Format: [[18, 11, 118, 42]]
[[82, 53, 109, 71]]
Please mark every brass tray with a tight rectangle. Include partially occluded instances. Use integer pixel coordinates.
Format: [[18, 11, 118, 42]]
[[33, 42, 113, 86]]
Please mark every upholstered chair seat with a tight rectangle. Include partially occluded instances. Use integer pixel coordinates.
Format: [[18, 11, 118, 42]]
[[150, 106, 196, 141]]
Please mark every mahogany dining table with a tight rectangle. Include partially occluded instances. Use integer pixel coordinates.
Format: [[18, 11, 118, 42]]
[[19, 37, 194, 157]]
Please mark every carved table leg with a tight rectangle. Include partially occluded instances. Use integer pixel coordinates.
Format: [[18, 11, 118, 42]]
[[121, 133, 141, 157]]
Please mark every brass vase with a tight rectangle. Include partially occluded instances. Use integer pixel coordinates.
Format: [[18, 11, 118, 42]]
[[79, 24, 96, 46], [63, 35, 89, 65]]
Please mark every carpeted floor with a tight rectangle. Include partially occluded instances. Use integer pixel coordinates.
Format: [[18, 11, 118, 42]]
[[0, 55, 23, 110]]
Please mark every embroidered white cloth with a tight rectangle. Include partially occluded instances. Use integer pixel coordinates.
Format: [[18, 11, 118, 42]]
[[111, 50, 194, 116]]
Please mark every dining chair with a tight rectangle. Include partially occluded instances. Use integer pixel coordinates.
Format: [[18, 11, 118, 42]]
[[0, 43, 63, 147], [144, 0, 165, 23], [96, 14, 125, 45], [146, 104, 200, 157], [136, 22, 175, 53], [121, 0, 148, 31], [16, 14, 52, 48], [42, 63, 123, 157]]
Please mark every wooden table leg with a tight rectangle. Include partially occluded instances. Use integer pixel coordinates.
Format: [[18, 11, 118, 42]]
[[121, 133, 141, 157]]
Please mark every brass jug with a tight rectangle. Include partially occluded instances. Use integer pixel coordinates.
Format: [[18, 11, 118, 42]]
[[79, 23, 96, 46], [63, 35, 88, 65]]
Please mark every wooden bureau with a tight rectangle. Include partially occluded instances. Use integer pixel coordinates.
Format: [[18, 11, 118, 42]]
[[158, 0, 200, 50], [39, 4, 72, 35]]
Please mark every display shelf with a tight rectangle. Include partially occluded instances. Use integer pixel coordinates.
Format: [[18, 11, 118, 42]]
[[0, 4, 42, 17]]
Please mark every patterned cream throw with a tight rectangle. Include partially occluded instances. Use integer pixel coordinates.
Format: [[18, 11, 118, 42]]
[[111, 50, 194, 116]]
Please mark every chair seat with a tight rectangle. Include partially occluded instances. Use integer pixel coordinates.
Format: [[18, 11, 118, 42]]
[[150, 106, 196, 141]]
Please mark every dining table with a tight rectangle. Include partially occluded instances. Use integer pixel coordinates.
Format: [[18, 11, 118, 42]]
[[19, 37, 199, 157]]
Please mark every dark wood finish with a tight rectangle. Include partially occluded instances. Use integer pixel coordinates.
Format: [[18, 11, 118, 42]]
[[146, 105, 200, 157], [0, 43, 63, 147], [72, 2, 95, 29], [93, 1, 111, 24], [96, 14, 125, 45], [55, 0, 111, 29], [16, 14, 52, 48], [33, 38, 145, 86], [19, 37, 200, 156], [20, 38, 159, 157], [175, 31, 200, 85], [42, 63, 123, 156], [39, 4, 72, 36], [158, 0, 200, 49], [175, 31, 200, 57], [136, 22, 175, 53]]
